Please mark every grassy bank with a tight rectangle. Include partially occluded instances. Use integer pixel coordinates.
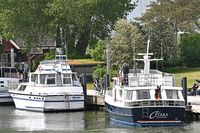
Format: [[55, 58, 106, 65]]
[[164, 66, 200, 88]]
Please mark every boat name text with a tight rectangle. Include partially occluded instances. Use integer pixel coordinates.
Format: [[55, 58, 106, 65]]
[[149, 111, 168, 119]]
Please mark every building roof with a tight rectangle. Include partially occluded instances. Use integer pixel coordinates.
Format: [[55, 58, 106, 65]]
[[3, 36, 56, 54], [14, 36, 56, 50], [2, 40, 15, 52]]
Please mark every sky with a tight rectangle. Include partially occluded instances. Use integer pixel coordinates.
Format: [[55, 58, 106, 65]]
[[127, 0, 155, 21]]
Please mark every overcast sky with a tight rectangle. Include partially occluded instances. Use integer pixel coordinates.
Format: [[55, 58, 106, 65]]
[[127, 0, 155, 21]]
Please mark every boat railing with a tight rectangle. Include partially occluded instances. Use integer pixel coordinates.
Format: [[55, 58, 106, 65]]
[[116, 73, 175, 87], [8, 81, 19, 90], [40, 60, 67, 65], [124, 100, 185, 107], [106, 90, 113, 97]]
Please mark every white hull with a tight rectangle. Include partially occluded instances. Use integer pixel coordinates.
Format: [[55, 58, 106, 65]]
[[188, 96, 200, 113], [11, 93, 84, 112]]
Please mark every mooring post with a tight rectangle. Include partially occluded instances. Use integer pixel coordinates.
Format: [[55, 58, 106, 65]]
[[82, 74, 87, 96], [104, 74, 110, 95], [81, 74, 87, 107], [181, 77, 187, 106]]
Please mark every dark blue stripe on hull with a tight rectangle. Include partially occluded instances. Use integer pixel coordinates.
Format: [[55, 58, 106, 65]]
[[12, 96, 84, 102], [16, 107, 84, 112], [105, 102, 185, 127]]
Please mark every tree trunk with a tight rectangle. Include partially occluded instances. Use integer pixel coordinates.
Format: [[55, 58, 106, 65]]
[[75, 30, 90, 57]]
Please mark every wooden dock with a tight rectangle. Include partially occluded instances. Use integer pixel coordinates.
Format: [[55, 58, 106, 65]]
[[85, 90, 105, 111]]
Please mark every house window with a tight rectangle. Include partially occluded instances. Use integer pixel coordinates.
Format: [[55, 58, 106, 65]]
[[136, 90, 150, 100], [63, 74, 71, 84], [166, 90, 179, 99], [47, 75, 55, 84]]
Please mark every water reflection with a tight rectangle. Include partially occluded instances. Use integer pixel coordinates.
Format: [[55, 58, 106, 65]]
[[12, 109, 85, 132], [0, 106, 200, 132]]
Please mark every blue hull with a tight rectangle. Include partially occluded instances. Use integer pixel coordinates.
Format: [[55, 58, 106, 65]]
[[105, 102, 186, 127]]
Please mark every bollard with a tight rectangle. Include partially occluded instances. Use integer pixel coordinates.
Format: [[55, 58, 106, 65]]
[[82, 74, 87, 97], [181, 77, 187, 106]]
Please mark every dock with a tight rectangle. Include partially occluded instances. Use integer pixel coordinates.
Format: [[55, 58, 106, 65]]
[[85, 90, 105, 111]]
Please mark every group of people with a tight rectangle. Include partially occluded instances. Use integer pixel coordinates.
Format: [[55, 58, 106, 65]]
[[188, 80, 200, 96], [17, 62, 29, 82], [93, 77, 105, 95]]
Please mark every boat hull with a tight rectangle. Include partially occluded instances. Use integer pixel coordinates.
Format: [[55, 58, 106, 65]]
[[105, 102, 185, 127], [11, 93, 84, 112], [0, 93, 13, 105]]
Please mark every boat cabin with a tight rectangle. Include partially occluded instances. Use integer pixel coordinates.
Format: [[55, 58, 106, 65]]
[[28, 59, 81, 87], [111, 69, 184, 107]]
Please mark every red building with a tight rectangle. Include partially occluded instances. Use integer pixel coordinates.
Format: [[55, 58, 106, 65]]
[[0, 36, 56, 67]]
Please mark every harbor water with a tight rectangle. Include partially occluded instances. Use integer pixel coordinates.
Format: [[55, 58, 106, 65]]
[[0, 106, 199, 133]]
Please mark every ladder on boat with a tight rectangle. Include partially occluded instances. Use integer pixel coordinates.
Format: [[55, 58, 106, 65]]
[[65, 93, 70, 109], [142, 107, 149, 119], [56, 73, 62, 86]]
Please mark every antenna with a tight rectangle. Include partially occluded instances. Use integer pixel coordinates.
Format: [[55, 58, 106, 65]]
[[146, 37, 150, 56]]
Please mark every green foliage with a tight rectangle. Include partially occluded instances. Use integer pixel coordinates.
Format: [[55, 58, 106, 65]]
[[0, 0, 136, 59], [110, 19, 144, 69], [180, 33, 200, 67], [44, 0, 135, 57], [89, 40, 106, 61], [0, 0, 53, 49], [139, 0, 200, 67], [32, 55, 44, 71], [0, 45, 4, 54], [93, 65, 106, 80], [43, 50, 55, 60], [141, 0, 200, 32], [92, 64, 117, 80]]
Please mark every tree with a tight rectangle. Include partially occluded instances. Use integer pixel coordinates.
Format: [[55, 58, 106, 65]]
[[0, 0, 53, 66], [45, 0, 136, 58], [180, 33, 200, 67], [109, 19, 144, 69], [139, 0, 200, 66], [89, 40, 106, 61], [140, 0, 200, 32]]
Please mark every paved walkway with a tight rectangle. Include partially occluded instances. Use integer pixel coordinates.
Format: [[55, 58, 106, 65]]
[[87, 90, 104, 96]]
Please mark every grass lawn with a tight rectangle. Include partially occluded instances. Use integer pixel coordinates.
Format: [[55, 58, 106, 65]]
[[164, 66, 200, 88]]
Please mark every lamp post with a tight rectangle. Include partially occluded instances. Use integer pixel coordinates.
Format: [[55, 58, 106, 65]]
[[106, 38, 110, 90]]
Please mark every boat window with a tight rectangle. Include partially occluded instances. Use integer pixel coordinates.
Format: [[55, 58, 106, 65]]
[[72, 74, 80, 86], [136, 90, 150, 99], [31, 75, 35, 82], [119, 90, 123, 98], [47, 75, 55, 84], [63, 74, 71, 84], [126, 90, 133, 100], [166, 90, 179, 99], [18, 85, 26, 91], [40, 74, 45, 84]]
